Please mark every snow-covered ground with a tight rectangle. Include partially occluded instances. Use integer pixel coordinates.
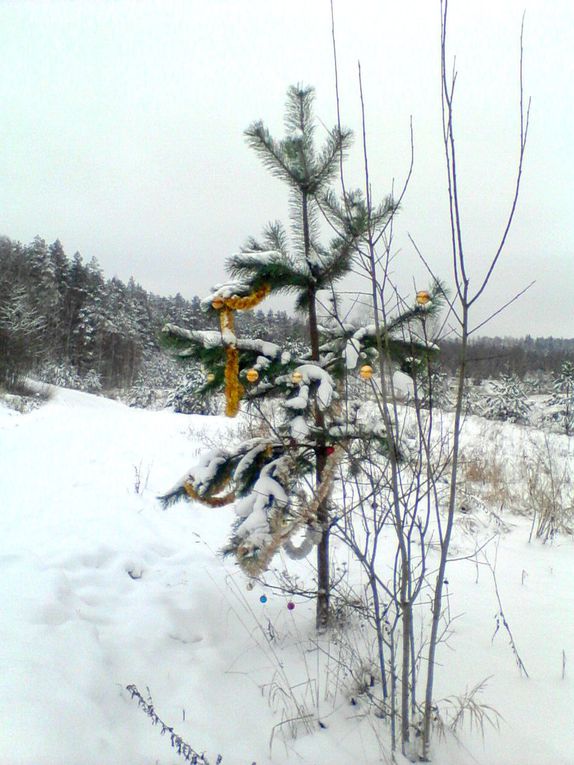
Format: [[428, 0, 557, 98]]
[[1, 386, 573, 765]]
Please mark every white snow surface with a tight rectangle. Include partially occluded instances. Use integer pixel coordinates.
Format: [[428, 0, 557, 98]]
[[1, 387, 574, 765]]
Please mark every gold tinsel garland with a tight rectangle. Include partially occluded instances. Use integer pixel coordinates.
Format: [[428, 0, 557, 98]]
[[183, 479, 236, 508], [236, 443, 345, 576], [183, 441, 274, 509], [212, 283, 271, 417]]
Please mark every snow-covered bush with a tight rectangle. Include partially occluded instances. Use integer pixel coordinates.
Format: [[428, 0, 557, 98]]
[[167, 367, 219, 416], [36, 361, 102, 393], [417, 370, 453, 411], [483, 374, 531, 424], [546, 361, 574, 435], [523, 435, 574, 542]]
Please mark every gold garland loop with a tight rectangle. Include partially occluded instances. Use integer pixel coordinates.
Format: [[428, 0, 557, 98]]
[[235, 443, 346, 576], [212, 283, 271, 417], [183, 480, 236, 508]]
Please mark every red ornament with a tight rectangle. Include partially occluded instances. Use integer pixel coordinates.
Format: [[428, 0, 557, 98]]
[[326, 446, 335, 456], [287, 601, 295, 610]]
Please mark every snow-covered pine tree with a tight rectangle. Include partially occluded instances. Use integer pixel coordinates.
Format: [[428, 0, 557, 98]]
[[483, 373, 531, 423], [167, 364, 219, 416], [160, 85, 440, 628], [548, 360, 574, 434], [0, 284, 45, 388]]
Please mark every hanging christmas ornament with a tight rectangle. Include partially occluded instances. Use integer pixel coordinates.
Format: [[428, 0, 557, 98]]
[[246, 368, 259, 383], [259, 595, 267, 604], [206, 373, 215, 383], [287, 601, 295, 611], [416, 290, 431, 306], [291, 371, 304, 384], [325, 446, 335, 456], [359, 364, 373, 380]]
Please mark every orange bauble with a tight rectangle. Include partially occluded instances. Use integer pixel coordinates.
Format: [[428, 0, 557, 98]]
[[359, 365, 373, 380], [291, 371, 304, 384], [246, 368, 259, 383], [416, 290, 431, 306]]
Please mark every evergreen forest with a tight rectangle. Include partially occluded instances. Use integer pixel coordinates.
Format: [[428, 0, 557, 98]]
[[1, 233, 573, 405]]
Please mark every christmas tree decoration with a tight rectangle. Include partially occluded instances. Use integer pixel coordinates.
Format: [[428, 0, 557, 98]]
[[183, 479, 235, 508], [359, 364, 374, 380], [259, 595, 268, 604], [160, 85, 443, 628], [287, 601, 295, 611], [416, 290, 432, 306], [208, 282, 271, 417], [246, 368, 259, 383], [206, 373, 215, 383]]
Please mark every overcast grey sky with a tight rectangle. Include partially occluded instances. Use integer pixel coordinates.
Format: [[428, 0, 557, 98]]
[[0, 0, 572, 337]]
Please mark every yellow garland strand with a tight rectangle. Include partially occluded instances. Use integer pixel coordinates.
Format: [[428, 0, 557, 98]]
[[219, 283, 271, 311], [212, 283, 271, 417], [183, 480, 236, 508], [236, 444, 346, 576], [219, 309, 243, 417]]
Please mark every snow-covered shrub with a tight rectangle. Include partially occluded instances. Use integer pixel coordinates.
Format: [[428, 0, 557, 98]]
[[126, 355, 186, 410], [167, 367, 219, 416], [82, 368, 102, 393], [36, 361, 102, 393], [482, 374, 531, 424], [523, 435, 574, 542], [546, 361, 574, 435], [417, 370, 453, 411]]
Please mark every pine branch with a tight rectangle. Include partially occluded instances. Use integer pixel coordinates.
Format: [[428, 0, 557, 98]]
[[244, 121, 302, 190], [226, 251, 310, 295]]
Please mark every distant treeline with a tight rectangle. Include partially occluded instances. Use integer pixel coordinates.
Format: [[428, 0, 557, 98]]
[[438, 336, 574, 380], [0, 235, 305, 391], [1, 235, 572, 393]]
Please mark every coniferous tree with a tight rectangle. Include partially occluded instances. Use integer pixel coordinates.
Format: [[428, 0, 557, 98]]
[[0, 284, 45, 387], [483, 373, 531, 423], [548, 361, 574, 434], [160, 85, 440, 629]]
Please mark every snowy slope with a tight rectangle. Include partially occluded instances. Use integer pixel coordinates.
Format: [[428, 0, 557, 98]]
[[1, 387, 573, 765]]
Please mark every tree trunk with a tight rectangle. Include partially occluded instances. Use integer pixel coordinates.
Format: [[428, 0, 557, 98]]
[[302, 190, 330, 631]]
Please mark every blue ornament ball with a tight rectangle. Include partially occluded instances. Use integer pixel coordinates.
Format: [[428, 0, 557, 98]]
[[259, 595, 267, 604]]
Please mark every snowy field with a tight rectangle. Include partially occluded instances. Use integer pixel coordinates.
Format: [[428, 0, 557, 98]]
[[1, 386, 574, 765]]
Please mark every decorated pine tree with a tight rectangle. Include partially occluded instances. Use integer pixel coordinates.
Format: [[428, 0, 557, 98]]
[[160, 85, 441, 628]]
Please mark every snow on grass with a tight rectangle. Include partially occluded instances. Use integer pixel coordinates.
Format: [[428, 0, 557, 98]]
[[1, 387, 574, 764]]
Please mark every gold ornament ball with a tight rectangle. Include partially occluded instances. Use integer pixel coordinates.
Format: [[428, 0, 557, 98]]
[[291, 371, 304, 384], [416, 290, 431, 306], [211, 297, 225, 310], [246, 368, 259, 383], [359, 364, 374, 381], [206, 372, 216, 383]]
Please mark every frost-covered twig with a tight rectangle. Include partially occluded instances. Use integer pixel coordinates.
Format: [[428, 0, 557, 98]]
[[126, 684, 223, 764], [485, 553, 529, 678]]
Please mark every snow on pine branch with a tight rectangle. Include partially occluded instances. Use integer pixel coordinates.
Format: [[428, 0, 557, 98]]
[[284, 364, 334, 411], [162, 323, 283, 362]]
